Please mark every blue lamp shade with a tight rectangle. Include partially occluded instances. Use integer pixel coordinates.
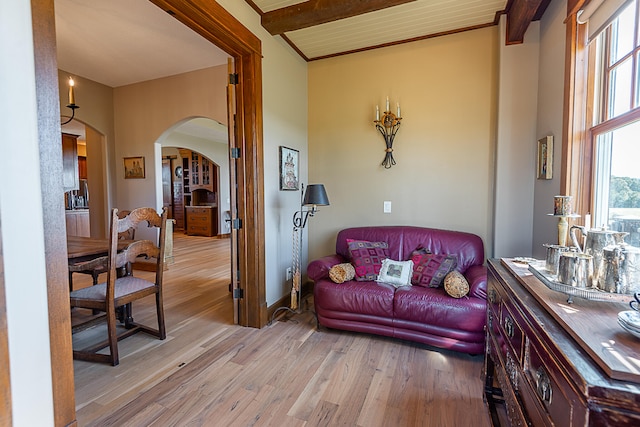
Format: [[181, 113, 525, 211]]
[[303, 184, 329, 207]]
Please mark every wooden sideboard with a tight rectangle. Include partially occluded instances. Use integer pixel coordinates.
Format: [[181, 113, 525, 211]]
[[185, 206, 217, 237], [485, 259, 640, 426]]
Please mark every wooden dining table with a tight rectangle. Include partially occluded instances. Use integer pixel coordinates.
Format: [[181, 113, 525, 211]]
[[67, 235, 131, 264]]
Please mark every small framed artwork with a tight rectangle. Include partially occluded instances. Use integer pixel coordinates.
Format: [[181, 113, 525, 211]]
[[124, 156, 145, 179], [279, 146, 299, 190], [537, 136, 553, 180]]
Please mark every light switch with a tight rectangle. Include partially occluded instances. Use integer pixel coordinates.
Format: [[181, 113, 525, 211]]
[[384, 201, 392, 213]]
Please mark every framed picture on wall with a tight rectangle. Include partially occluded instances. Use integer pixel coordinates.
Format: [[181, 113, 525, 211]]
[[124, 156, 145, 179], [537, 136, 553, 180], [279, 146, 299, 190]]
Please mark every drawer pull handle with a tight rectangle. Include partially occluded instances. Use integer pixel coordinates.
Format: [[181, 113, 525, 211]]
[[504, 316, 515, 339], [536, 366, 553, 405], [488, 289, 497, 303]]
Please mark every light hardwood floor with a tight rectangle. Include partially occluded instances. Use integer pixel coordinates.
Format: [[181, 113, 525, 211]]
[[72, 232, 491, 426]]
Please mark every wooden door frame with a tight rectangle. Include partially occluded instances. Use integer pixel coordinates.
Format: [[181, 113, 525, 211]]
[[148, 0, 267, 328], [33, 0, 266, 425]]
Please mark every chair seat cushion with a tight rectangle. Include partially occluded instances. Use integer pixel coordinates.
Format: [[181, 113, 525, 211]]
[[70, 276, 156, 301]]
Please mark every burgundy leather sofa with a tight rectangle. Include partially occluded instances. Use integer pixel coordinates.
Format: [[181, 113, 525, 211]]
[[308, 226, 487, 354]]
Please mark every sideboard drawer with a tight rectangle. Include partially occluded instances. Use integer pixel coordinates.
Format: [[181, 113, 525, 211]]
[[524, 333, 586, 426]]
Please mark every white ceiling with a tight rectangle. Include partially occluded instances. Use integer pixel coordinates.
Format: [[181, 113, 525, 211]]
[[55, 0, 229, 88], [250, 0, 509, 60]]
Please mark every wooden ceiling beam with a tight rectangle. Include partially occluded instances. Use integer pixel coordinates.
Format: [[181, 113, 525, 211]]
[[505, 0, 552, 44], [262, 0, 417, 35]]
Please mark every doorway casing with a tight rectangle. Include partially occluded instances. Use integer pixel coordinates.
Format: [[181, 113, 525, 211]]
[[32, 0, 266, 425]]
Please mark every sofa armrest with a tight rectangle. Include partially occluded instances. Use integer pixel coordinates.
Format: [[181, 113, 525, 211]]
[[465, 265, 487, 300], [307, 254, 347, 281]]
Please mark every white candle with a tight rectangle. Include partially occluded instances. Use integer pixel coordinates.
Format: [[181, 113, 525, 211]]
[[584, 213, 591, 231], [386, 96, 389, 112], [68, 77, 75, 105], [397, 103, 400, 117], [376, 105, 379, 121]]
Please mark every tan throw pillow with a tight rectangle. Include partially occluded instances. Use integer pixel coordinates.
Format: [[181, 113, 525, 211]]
[[444, 271, 469, 298], [329, 263, 356, 284]]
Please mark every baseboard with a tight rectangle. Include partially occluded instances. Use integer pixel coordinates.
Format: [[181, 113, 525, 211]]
[[267, 281, 314, 322]]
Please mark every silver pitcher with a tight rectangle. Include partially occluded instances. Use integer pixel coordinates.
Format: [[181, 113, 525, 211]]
[[570, 225, 627, 289], [600, 245, 640, 294], [558, 252, 594, 289], [544, 244, 575, 276]]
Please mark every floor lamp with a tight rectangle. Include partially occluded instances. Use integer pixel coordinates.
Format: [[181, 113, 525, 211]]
[[273, 183, 330, 320]]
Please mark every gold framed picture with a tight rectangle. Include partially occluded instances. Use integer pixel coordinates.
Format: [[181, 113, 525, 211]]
[[537, 136, 553, 180], [123, 156, 145, 179]]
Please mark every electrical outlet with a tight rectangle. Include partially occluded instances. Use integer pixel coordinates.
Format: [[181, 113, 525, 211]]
[[384, 201, 392, 213], [286, 267, 292, 281]]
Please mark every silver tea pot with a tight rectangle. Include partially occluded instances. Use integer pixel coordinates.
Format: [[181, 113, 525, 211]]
[[570, 225, 628, 289]]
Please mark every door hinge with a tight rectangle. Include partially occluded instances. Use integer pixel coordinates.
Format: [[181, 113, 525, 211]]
[[229, 73, 239, 85], [231, 147, 241, 159], [233, 288, 244, 299], [232, 218, 242, 229]]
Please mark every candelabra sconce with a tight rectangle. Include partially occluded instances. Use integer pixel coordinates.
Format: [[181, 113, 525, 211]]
[[61, 77, 79, 125], [374, 97, 402, 169]]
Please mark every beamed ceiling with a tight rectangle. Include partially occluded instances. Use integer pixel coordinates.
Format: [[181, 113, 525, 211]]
[[245, 0, 552, 61]]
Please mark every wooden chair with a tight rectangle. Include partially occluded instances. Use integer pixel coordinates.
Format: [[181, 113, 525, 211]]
[[68, 210, 134, 290], [69, 207, 168, 365]]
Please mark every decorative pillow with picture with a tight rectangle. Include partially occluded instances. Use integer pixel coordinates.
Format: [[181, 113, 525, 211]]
[[376, 259, 413, 288]]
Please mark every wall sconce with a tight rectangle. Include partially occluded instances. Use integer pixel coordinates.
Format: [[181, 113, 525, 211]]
[[374, 96, 402, 169], [61, 77, 79, 125]]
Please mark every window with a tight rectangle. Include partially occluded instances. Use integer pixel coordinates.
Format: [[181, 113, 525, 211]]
[[586, 0, 640, 245]]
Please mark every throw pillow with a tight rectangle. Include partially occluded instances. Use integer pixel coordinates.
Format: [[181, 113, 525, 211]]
[[410, 245, 431, 257], [329, 263, 356, 284], [411, 253, 458, 287], [444, 271, 469, 298], [347, 239, 390, 281], [377, 259, 413, 288]]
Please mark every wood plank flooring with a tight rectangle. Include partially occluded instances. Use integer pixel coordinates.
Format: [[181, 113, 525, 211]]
[[72, 232, 491, 426]]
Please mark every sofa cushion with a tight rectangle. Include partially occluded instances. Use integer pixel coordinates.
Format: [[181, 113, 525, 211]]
[[347, 239, 389, 281], [410, 253, 457, 287], [393, 286, 486, 333], [314, 280, 395, 318], [376, 259, 413, 288]]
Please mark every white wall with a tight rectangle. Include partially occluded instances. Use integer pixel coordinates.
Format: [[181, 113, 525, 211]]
[[0, 1, 55, 425], [532, 0, 568, 258], [493, 16, 540, 258]]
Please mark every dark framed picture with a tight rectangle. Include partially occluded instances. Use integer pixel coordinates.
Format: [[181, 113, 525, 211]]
[[124, 156, 145, 179], [279, 146, 299, 190], [537, 136, 553, 180]]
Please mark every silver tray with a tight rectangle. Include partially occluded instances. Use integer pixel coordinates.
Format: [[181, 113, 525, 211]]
[[527, 260, 630, 303]]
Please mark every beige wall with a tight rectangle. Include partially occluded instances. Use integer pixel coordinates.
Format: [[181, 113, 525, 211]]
[[58, 69, 115, 238], [493, 17, 540, 258], [533, 0, 567, 258], [112, 65, 228, 241], [308, 27, 498, 261]]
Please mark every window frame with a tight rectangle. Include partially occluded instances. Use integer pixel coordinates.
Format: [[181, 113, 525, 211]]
[[563, 0, 640, 228]]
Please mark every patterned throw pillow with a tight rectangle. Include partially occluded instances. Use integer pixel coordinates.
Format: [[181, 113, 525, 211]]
[[329, 263, 356, 284], [347, 239, 390, 281], [410, 253, 458, 287], [377, 259, 413, 288], [444, 271, 469, 298]]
